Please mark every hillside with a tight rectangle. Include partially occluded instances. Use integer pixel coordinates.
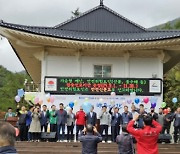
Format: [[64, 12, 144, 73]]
[[150, 17, 180, 30], [0, 65, 31, 111]]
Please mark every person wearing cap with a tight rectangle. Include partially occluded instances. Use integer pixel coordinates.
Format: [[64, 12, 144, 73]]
[[109, 106, 122, 142], [98, 105, 111, 142], [148, 107, 158, 121]]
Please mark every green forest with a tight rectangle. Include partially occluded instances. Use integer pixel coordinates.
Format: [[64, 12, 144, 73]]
[[0, 19, 180, 112]]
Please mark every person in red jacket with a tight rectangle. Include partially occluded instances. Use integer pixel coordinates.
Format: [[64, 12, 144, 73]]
[[76, 106, 86, 141], [127, 114, 162, 154]]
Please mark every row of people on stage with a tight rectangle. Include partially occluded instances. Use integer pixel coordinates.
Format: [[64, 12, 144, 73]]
[[4, 103, 180, 143]]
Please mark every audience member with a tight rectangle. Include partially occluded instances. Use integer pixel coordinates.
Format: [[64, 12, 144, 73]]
[[0, 122, 17, 154], [127, 114, 162, 154], [79, 124, 102, 154], [116, 124, 134, 154]]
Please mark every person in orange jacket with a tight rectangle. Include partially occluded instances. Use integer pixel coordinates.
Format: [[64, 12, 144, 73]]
[[127, 114, 162, 154], [75, 106, 86, 141]]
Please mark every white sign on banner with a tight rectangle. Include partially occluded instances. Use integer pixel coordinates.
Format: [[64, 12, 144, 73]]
[[45, 78, 57, 91]]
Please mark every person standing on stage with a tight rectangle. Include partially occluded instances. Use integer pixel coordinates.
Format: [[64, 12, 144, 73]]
[[98, 105, 111, 142], [75, 106, 86, 141], [67, 107, 75, 142], [86, 105, 97, 126], [173, 107, 180, 143], [40, 105, 49, 132], [122, 106, 133, 125], [56, 103, 67, 142], [162, 107, 174, 134], [109, 106, 122, 142]]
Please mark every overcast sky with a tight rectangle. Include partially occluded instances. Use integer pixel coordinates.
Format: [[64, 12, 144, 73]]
[[0, 0, 180, 72]]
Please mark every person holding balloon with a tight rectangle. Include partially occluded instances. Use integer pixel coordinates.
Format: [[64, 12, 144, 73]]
[[158, 108, 164, 132]]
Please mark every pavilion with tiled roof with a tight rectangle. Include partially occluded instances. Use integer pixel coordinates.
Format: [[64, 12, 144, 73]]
[[0, 1, 180, 99]]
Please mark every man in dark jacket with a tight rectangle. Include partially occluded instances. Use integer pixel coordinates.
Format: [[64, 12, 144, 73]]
[[109, 106, 122, 142], [40, 105, 49, 132], [0, 122, 17, 154], [162, 107, 174, 134], [148, 107, 158, 121], [173, 107, 180, 143], [55, 103, 67, 142], [122, 106, 133, 125], [79, 124, 102, 154], [116, 124, 134, 154], [86, 105, 97, 126]]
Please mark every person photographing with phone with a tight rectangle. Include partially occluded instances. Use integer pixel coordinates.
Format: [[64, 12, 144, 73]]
[[127, 114, 162, 154], [79, 124, 102, 154]]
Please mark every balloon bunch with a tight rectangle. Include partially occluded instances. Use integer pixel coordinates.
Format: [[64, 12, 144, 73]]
[[15, 89, 25, 103], [82, 98, 92, 113], [46, 93, 55, 103]]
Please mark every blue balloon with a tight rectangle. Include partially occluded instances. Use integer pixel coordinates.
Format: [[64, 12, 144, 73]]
[[150, 96, 158, 104], [82, 102, 92, 113], [17, 89, 25, 98], [172, 97, 178, 103], [69, 102, 74, 108], [134, 98, 140, 104]]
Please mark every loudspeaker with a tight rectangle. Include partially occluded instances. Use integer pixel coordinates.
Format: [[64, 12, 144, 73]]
[[41, 132, 56, 139], [158, 134, 172, 143]]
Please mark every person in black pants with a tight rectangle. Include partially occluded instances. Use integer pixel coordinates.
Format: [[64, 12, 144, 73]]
[[173, 107, 180, 143], [67, 108, 75, 141], [17, 106, 27, 141], [162, 107, 174, 134], [98, 106, 111, 142], [109, 106, 122, 142]]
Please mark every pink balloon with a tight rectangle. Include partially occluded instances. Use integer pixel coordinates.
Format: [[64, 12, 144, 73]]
[[50, 96, 55, 103], [34, 97, 39, 104], [143, 97, 149, 104], [15, 95, 20, 103]]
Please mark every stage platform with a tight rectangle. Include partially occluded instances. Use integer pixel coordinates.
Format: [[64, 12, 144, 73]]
[[15, 142, 180, 154]]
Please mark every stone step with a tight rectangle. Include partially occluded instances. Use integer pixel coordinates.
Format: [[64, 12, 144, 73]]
[[15, 142, 180, 154]]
